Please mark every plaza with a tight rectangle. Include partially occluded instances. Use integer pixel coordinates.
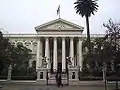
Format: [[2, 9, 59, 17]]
[[0, 82, 117, 90]]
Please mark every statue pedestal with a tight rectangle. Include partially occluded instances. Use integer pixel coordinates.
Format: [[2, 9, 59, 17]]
[[68, 67, 79, 82]]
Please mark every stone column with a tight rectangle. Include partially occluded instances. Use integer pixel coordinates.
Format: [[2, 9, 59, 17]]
[[78, 38, 82, 71], [36, 39, 41, 69], [45, 37, 50, 69], [36, 38, 41, 80], [53, 37, 57, 71], [39, 39, 43, 68], [77, 41, 79, 67], [70, 37, 74, 67], [62, 37, 66, 71]]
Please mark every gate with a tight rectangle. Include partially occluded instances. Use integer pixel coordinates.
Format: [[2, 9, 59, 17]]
[[46, 71, 69, 85]]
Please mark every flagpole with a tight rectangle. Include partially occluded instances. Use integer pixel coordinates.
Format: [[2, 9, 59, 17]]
[[58, 5, 60, 18], [59, 11, 60, 19], [57, 5, 60, 19]]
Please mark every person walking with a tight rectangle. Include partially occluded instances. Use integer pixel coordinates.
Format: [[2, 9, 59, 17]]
[[57, 73, 63, 87], [55, 73, 58, 84]]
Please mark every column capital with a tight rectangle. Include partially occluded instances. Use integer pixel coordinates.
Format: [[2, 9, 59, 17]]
[[53, 37, 57, 40], [78, 37, 84, 40], [62, 37, 66, 39], [36, 37, 41, 41], [45, 37, 49, 39], [70, 37, 74, 39]]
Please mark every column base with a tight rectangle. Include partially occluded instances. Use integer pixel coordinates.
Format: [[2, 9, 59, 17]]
[[68, 67, 79, 80], [53, 69, 57, 72], [62, 69, 66, 72]]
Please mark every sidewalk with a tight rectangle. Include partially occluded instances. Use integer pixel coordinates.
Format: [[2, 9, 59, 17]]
[[0, 79, 120, 85]]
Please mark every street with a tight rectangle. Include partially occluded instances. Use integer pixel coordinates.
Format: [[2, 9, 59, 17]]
[[0, 83, 118, 90]]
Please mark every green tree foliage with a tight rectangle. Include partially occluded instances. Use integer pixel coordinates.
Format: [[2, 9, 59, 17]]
[[104, 19, 120, 89], [12, 44, 32, 76], [74, 0, 98, 53], [28, 61, 36, 76], [82, 19, 120, 74], [104, 19, 120, 69], [82, 37, 113, 72], [0, 31, 32, 76], [0, 31, 13, 75]]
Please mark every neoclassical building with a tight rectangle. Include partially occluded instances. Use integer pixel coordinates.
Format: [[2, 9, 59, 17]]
[[4, 18, 104, 84]]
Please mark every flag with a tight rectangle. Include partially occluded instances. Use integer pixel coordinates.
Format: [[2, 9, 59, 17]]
[[57, 5, 60, 15]]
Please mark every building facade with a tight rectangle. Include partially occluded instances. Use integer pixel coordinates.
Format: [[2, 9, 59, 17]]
[[4, 18, 104, 84]]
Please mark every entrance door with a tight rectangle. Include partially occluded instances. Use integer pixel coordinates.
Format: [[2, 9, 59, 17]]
[[57, 62, 62, 73]]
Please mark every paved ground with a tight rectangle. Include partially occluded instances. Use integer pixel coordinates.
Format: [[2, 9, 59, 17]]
[[0, 83, 119, 90]]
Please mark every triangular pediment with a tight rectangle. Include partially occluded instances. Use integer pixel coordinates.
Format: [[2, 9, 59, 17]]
[[35, 18, 84, 31]]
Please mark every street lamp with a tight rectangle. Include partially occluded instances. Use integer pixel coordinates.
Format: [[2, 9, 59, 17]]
[[66, 56, 72, 85], [78, 66, 81, 80], [7, 65, 12, 81], [114, 64, 120, 90], [103, 63, 107, 90]]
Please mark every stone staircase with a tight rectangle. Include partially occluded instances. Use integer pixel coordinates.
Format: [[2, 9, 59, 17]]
[[47, 72, 68, 85]]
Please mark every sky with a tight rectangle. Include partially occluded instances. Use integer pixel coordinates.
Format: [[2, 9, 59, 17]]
[[0, 0, 120, 34]]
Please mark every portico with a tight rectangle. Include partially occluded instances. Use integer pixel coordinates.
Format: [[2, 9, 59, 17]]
[[36, 37, 83, 71], [35, 18, 84, 82]]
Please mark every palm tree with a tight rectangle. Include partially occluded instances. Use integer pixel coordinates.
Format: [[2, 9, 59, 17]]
[[74, 0, 98, 53]]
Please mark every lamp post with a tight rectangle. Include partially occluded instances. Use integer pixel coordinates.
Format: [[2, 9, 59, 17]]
[[78, 66, 81, 80], [114, 64, 120, 90], [66, 56, 72, 85], [103, 63, 107, 90], [7, 65, 12, 81]]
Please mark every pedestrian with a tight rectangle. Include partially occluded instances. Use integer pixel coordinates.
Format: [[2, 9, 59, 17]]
[[55, 73, 58, 84], [58, 73, 63, 87]]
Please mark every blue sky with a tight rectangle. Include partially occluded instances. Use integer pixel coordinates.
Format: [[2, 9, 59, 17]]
[[0, 0, 120, 34]]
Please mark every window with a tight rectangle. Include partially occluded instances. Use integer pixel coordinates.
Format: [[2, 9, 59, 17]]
[[33, 42, 37, 46], [24, 41, 31, 46], [40, 72, 43, 79], [17, 42, 23, 46], [72, 72, 75, 79]]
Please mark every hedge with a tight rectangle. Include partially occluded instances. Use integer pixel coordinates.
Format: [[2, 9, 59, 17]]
[[11, 76, 37, 80], [0, 76, 7, 79], [0, 76, 36, 80], [79, 77, 120, 81]]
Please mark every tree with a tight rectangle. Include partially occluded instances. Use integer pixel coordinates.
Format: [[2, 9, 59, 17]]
[[0, 31, 12, 75], [103, 19, 120, 90], [0, 31, 32, 76], [74, 0, 98, 56], [82, 37, 113, 76], [28, 61, 36, 76], [12, 44, 32, 76]]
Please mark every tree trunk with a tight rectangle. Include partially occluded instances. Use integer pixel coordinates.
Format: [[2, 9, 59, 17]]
[[85, 15, 91, 52], [85, 15, 91, 70]]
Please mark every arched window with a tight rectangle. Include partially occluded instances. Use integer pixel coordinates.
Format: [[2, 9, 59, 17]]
[[17, 42, 23, 46], [10, 41, 15, 45], [33, 42, 37, 46], [24, 41, 31, 46], [32, 60, 36, 68]]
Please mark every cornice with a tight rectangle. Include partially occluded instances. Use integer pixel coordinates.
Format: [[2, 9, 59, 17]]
[[3, 34, 105, 38]]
